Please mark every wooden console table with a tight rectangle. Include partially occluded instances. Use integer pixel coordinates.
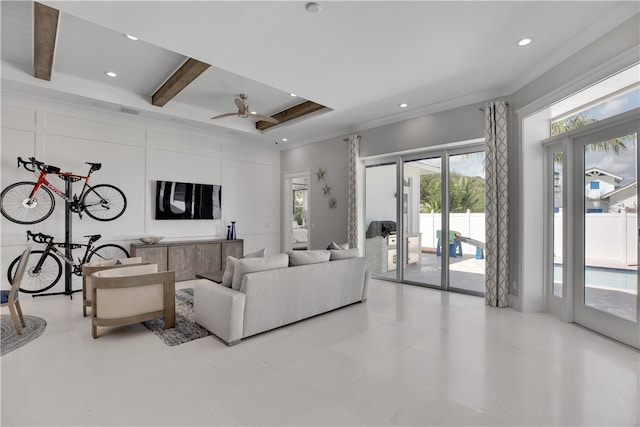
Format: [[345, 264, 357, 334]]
[[130, 239, 243, 281]]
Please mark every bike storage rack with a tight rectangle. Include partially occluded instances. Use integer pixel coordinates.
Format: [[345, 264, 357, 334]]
[[33, 177, 82, 299], [2, 157, 128, 299]]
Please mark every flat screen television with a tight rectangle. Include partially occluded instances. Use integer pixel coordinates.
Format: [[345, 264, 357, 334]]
[[155, 180, 221, 220]]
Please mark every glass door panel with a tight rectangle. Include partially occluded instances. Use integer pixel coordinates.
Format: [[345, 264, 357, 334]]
[[448, 152, 486, 295], [582, 134, 637, 322], [403, 157, 443, 288], [553, 151, 564, 297], [364, 163, 398, 280]]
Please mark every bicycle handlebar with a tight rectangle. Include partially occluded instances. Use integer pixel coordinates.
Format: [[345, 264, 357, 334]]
[[26, 230, 54, 245], [17, 157, 46, 173]]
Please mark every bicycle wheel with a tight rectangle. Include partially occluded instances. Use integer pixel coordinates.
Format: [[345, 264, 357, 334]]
[[7, 250, 62, 294], [82, 184, 127, 221], [88, 244, 129, 262], [0, 181, 55, 225]]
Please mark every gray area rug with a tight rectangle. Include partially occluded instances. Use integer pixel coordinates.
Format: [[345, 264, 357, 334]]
[[143, 288, 211, 346], [1, 314, 47, 356]]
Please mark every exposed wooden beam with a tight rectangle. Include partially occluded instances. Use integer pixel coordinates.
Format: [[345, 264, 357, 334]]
[[152, 58, 211, 107], [34, 2, 59, 81], [256, 100, 327, 130]]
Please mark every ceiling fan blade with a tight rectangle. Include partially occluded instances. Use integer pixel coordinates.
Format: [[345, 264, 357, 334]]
[[235, 98, 247, 114], [252, 113, 279, 124], [211, 112, 239, 120]]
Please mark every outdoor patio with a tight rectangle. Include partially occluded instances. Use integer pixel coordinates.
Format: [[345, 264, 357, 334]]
[[371, 252, 637, 322]]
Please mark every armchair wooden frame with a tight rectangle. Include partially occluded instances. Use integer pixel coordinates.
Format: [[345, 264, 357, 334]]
[[82, 260, 149, 317], [91, 270, 175, 338], [1, 246, 31, 334]]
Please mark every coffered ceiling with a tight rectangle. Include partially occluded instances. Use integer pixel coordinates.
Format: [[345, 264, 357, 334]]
[[1, 1, 638, 148]]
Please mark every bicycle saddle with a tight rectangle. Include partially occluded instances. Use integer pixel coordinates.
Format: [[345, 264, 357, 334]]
[[85, 234, 102, 243], [86, 162, 102, 172]]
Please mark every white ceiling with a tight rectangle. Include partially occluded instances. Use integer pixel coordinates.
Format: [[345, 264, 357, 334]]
[[1, 1, 638, 149]]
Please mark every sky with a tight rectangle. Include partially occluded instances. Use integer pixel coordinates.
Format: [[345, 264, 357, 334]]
[[584, 88, 638, 185]]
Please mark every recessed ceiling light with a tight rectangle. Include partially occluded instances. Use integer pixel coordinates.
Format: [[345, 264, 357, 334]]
[[282, 138, 288, 142], [305, 2, 321, 13], [104, 71, 117, 78], [399, 103, 408, 108], [517, 37, 532, 46], [290, 93, 297, 97], [124, 34, 138, 41]]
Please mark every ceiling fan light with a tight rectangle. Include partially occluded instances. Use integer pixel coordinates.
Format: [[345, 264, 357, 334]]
[[250, 111, 257, 115]]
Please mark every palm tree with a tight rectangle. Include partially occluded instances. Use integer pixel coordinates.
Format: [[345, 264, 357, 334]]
[[552, 112, 631, 162]]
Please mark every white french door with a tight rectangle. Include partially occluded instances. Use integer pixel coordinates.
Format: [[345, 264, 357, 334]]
[[545, 109, 639, 349]]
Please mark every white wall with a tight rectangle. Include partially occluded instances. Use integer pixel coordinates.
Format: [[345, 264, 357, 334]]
[[280, 136, 349, 250], [1, 91, 280, 293]]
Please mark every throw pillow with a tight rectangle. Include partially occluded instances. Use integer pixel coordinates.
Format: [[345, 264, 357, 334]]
[[221, 256, 237, 287], [287, 250, 331, 266], [329, 248, 360, 260], [245, 248, 267, 258], [326, 241, 350, 250], [221, 248, 267, 287], [231, 254, 289, 291]]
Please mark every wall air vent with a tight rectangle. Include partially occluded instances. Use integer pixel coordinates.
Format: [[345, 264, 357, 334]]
[[119, 107, 140, 115]]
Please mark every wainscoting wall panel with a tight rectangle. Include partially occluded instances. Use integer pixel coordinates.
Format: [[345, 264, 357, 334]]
[[0, 91, 280, 293]]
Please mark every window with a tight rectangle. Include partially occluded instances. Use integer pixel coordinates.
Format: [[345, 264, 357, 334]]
[[551, 85, 640, 136], [590, 181, 600, 190]]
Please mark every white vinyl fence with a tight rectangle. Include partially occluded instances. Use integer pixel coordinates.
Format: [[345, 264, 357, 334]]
[[419, 211, 485, 255], [420, 211, 637, 266], [554, 212, 637, 266]]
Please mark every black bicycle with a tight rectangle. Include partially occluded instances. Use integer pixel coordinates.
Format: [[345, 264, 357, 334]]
[[7, 231, 129, 294]]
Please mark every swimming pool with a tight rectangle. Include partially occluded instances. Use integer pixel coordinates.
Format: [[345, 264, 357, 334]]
[[554, 265, 637, 292]]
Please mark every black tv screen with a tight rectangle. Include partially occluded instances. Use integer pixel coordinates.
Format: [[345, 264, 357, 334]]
[[155, 180, 221, 220]]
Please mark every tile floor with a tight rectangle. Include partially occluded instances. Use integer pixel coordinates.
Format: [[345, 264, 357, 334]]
[[1, 279, 638, 426]]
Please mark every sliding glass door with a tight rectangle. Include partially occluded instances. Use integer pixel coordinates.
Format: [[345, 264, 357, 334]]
[[364, 163, 398, 281], [364, 143, 485, 296], [448, 151, 486, 294], [403, 156, 443, 288]]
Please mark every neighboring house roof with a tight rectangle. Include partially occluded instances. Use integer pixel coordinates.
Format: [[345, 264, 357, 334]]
[[601, 180, 637, 200], [585, 167, 623, 183]]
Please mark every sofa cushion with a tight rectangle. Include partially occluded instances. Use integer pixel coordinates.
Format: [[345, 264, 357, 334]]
[[329, 248, 360, 260], [327, 241, 350, 250], [231, 253, 289, 291], [287, 250, 330, 266], [221, 248, 266, 287]]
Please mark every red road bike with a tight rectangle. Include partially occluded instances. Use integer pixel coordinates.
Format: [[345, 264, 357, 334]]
[[0, 157, 126, 224]]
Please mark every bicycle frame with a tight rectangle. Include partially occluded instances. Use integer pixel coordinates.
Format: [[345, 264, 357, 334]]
[[28, 170, 92, 205], [33, 240, 92, 275]]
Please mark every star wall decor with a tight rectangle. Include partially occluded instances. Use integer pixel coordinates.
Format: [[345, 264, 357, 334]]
[[322, 183, 331, 195], [329, 198, 337, 208], [316, 168, 326, 181]]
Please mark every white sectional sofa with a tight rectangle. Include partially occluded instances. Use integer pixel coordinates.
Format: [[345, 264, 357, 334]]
[[193, 250, 369, 345]]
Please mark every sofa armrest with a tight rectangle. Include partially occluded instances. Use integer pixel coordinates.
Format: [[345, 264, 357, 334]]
[[194, 279, 246, 346]]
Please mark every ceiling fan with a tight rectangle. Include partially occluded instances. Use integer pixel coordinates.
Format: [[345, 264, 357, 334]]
[[211, 94, 279, 124]]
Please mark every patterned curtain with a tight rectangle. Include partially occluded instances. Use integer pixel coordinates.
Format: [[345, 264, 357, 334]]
[[484, 101, 509, 307], [347, 134, 361, 248]]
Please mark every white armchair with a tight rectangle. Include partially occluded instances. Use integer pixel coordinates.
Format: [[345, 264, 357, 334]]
[[82, 257, 145, 317], [90, 264, 175, 338]]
